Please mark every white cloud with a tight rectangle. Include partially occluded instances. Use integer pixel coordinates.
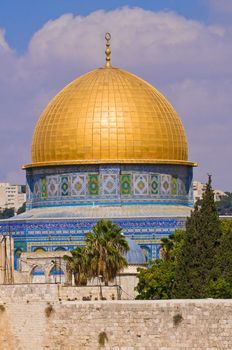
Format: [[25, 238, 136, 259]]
[[0, 7, 231, 190], [0, 28, 10, 51]]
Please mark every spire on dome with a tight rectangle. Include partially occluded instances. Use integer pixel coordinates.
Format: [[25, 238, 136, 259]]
[[105, 32, 111, 67]]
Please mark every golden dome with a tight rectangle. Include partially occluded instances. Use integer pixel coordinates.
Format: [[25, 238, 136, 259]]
[[24, 37, 194, 169]]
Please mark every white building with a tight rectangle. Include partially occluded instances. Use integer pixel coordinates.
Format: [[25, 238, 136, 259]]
[[0, 183, 26, 212], [193, 181, 227, 203]]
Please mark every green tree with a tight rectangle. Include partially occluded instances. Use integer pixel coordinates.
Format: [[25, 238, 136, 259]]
[[136, 230, 185, 299], [63, 246, 89, 286], [64, 219, 129, 286], [17, 202, 26, 215], [173, 175, 221, 298], [136, 259, 175, 299], [86, 219, 129, 285], [206, 220, 232, 298]]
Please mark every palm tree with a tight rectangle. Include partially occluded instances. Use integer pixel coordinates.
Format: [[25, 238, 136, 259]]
[[86, 219, 129, 285], [63, 246, 89, 286], [160, 237, 174, 261]]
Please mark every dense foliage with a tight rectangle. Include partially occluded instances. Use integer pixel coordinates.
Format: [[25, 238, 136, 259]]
[[174, 175, 221, 298], [17, 202, 26, 215], [136, 230, 184, 299], [136, 176, 232, 299], [64, 219, 129, 286], [217, 192, 232, 215]]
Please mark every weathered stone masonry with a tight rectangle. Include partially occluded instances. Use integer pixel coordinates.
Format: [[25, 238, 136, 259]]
[[0, 286, 232, 350]]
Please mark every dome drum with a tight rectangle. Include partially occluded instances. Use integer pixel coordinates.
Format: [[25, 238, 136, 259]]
[[26, 163, 193, 210]]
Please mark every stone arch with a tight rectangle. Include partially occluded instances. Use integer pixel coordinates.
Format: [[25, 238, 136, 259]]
[[54, 246, 66, 251], [33, 247, 46, 253], [14, 248, 23, 270], [45, 260, 67, 284], [30, 265, 46, 283], [48, 263, 65, 284]]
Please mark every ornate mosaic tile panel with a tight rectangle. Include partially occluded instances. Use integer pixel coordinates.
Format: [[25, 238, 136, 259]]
[[161, 175, 172, 196], [41, 177, 47, 198], [47, 176, 59, 197], [150, 174, 159, 195], [101, 174, 118, 196], [27, 164, 193, 206], [61, 176, 69, 196], [71, 175, 87, 197], [120, 174, 132, 195], [178, 178, 187, 195], [171, 176, 178, 196], [33, 179, 41, 199], [26, 183, 31, 201], [88, 174, 99, 195], [134, 174, 149, 196]]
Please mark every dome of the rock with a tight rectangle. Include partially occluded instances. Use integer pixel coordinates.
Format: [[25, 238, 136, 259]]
[[0, 33, 196, 279]]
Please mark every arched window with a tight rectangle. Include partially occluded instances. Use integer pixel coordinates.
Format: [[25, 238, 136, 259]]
[[33, 247, 46, 253], [31, 266, 45, 276], [14, 248, 23, 270], [49, 265, 64, 284], [31, 265, 45, 283], [50, 265, 64, 276], [54, 246, 66, 251]]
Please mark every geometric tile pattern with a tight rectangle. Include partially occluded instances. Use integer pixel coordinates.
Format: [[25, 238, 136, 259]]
[[47, 176, 59, 197], [61, 176, 69, 196], [134, 174, 149, 195], [71, 175, 87, 197], [26, 164, 193, 207], [171, 176, 178, 196], [120, 174, 132, 195], [101, 174, 118, 196], [88, 174, 99, 195], [1, 215, 188, 265], [150, 174, 159, 195], [161, 174, 171, 196], [178, 178, 186, 195], [41, 177, 47, 198], [26, 183, 31, 201], [34, 180, 41, 199]]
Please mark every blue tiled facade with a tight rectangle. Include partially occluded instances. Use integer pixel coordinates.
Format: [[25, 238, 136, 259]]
[[0, 163, 193, 268], [26, 164, 193, 209]]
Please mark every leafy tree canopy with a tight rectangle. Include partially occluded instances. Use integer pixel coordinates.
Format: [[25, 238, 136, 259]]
[[17, 202, 26, 215], [136, 176, 232, 300], [64, 219, 129, 286], [216, 192, 232, 215], [136, 230, 185, 300]]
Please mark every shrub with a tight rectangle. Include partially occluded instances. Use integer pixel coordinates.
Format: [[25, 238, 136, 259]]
[[98, 331, 108, 346], [45, 304, 54, 318], [173, 313, 183, 326], [0, 304, 5, 312]]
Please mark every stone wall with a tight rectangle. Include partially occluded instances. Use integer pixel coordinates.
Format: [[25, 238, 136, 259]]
[[0, 284, 120, 302], [0, 286, 232, 349]]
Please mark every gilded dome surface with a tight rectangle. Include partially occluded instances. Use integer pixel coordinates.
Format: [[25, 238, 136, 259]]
[[26, 64, 193, 168]]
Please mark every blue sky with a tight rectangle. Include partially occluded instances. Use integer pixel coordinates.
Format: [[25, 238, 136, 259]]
[[0, 0, 208, 52], [0, 0, 232, 190]]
